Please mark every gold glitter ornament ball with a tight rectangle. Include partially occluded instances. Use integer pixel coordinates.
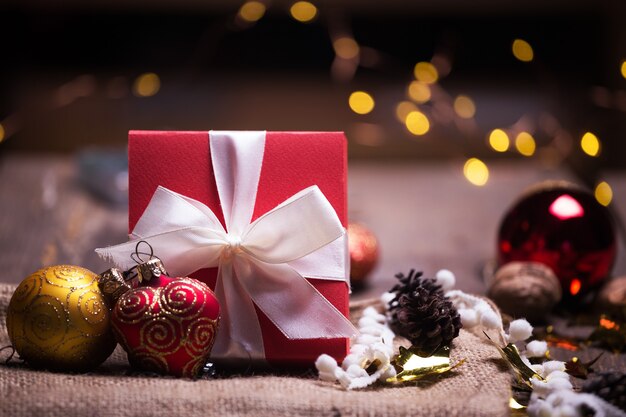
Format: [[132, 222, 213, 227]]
[[6, 265, 116, 371]]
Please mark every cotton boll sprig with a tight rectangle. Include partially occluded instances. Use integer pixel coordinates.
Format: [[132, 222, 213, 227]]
[[445, 290, 503, 335], [316, 304, 397, 390], [434, 269, 503, 333], [501, 318, 626, 417]]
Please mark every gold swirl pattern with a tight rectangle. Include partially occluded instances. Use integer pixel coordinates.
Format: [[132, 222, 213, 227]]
[[182, 356, 205, 378], [140, 317, 182, 355], [111, 276, 219, 377], [159, 279, 205, 319], [46, 265, 96, 289], [185, 317, 217, 357], [69, 288, 109, 335], [115, 288, 156, 324], [6, 265, 115, 371], [9, 275, 41, 310], [23, 295, 67, 347]]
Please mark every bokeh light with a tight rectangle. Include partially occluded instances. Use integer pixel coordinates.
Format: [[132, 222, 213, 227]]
[[413, 62, 438, 84], [453, 95, 476, 119], [580, 132, 600, 156], [515, 132, 536, 156], [349, 91, 375, 115], [333, 37, 359, 60], [407, 81, 431, 103], [512, 39, 534, 62], [133, 73, 160, 97], [595, 181, 613, 206], [0, 123, 4, 143], [290, 1, 317, 23], [405, 111, 430, 135], [463, 158, 489, 186], [570, 279, 582, 296], [489, 129, 510, 152], [395, 101, 417, 122], [239, 1, 266, 22], [621, 60, 626, 79]]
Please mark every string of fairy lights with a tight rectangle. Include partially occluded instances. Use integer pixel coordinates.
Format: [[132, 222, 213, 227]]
[[344, 34, 617, 206], [333, 5, 620, 207], [0, 0, 623, 209]]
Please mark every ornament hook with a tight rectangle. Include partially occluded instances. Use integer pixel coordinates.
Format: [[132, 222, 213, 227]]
[[127, 240, 168, 283], [130, 240, 154, 264]]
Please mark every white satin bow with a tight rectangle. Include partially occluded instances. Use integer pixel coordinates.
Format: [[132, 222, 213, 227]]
[[96, 131, 357, 360]]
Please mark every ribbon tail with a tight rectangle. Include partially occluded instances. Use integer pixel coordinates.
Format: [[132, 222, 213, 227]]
[[287, 234, 348, 282], [238, 259, 357, 340], [211, 260, 266, 361]]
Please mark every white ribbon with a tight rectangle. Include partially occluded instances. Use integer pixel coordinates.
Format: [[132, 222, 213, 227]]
[[96, 131, 357, 360]]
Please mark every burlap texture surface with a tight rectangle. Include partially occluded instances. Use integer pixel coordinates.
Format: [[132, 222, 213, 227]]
[[0, 283, 511, 417]]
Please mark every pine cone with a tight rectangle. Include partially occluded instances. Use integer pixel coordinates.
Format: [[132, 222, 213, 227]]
[[388, 269, 462, 355], [582, 371, 626, 412]]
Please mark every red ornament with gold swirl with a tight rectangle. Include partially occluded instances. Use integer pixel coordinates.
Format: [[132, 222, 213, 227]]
[[101, 259, 220, 378]]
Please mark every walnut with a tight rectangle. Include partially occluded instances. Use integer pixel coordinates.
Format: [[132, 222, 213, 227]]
[[487, 262, 561, 322]]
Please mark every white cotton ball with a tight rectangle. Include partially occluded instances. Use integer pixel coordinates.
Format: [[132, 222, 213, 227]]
[[364, 309, 387, 323], [547, 371, 570, 381], [531, 364, 545, 375], [355, 334, 380, 345], [380, 292, 396, 308], [480, 309, 502, 329], [459, 308, 479, 327], [318, 372, 336, 382], [381, 330, 396, 347], [526, 340, 549, 358], [542, 361, 566, 375], [342, 353, 363, 369], [347, 375, 378, 390], [538, 403, 554, 417], [346, 364, 368, 378], [508, 319, 533, 342], [372, 342, 393, 357], [349, 344, 368, 356], [556, 404, 580, 417], [358, 316, 380, 328], [380, 365, 396, 380], [435, 269, 456, 291], [531, 380, 551, 398], [315, 354, 338, 374], [336, 370, 352, 389], [359, 326, 383, 337], [546, 377, 573, 392], [526, 399, 543, 417]]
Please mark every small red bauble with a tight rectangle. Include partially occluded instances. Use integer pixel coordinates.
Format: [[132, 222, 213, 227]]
[[103, 260, 220, 378], [348, 223, 379, 286], [497, 182, 616, 303]]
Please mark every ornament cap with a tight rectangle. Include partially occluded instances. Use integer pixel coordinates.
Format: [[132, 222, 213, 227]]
[[135, 258, 168, 283], [97, 268, 132, 306]]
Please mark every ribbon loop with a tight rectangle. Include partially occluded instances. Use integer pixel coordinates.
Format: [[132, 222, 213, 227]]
[[243, 186, 345, 264]]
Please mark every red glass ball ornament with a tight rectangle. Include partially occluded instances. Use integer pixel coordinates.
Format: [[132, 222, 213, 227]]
[[111, 268, 220, 378], [497, 182, 616, 303], [348, 223, 379, 286]]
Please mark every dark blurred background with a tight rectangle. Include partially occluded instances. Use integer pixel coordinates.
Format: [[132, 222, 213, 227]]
[[1, 0, 625, 174], [1, 0, 626, 295]]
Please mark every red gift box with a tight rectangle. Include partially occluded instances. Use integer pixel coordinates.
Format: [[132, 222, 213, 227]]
[[128, 131, 350, 366]]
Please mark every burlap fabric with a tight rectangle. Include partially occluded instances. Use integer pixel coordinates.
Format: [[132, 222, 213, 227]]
[[0, 283, 511, 417]]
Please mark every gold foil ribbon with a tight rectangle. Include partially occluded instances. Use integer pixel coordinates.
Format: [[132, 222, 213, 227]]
[[386, 345, 465, 384]]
